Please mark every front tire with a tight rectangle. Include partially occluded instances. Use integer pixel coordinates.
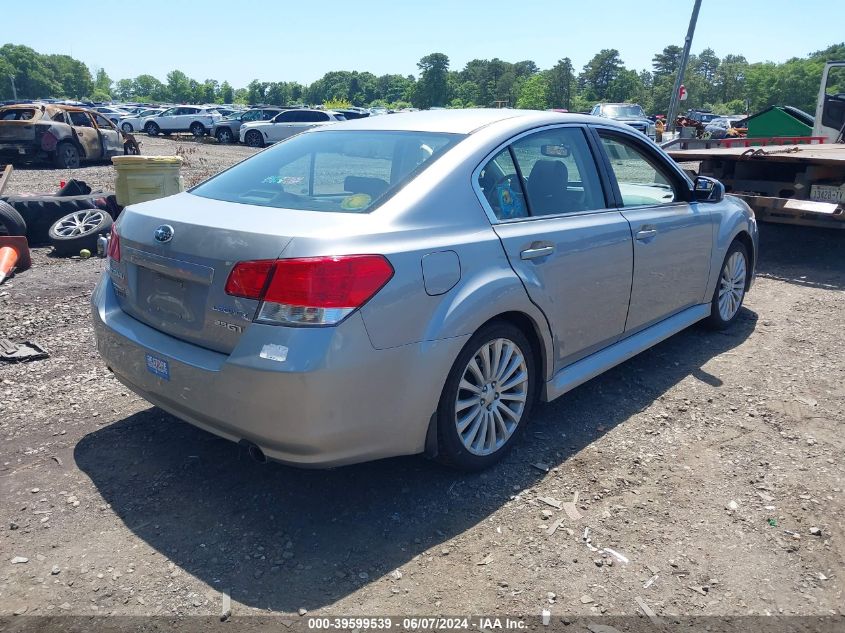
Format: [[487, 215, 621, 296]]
[[436, 322, 536, 471], [145, 122, 160, 136], [244, 130, 264, 148], [216, 127, 234, 143], [705, 240, 749, 330], [121, 122, 133, 133]]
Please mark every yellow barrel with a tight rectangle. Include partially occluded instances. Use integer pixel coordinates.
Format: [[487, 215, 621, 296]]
[[112, 155, 184, 206]]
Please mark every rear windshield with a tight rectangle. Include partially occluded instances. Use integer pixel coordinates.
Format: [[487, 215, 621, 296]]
[[191, 130, 463, 213], [0, 109, 37, 121]]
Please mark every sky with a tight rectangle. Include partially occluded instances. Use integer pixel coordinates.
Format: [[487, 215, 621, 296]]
[[4, 0, 844, 87]]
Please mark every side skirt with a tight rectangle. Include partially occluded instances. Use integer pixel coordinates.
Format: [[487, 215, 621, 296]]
[[543, 304, 711, 402]]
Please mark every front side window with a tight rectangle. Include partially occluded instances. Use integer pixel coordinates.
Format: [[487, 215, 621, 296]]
[[69, 111, 92, 127], [192, 130, 462, 213], [94, 114, 114, 128], [599, 134, 678, 206]]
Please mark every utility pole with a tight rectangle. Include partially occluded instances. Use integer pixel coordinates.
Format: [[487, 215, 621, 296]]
[[667, 0, 702, 133], [9, 75, 16, 101]]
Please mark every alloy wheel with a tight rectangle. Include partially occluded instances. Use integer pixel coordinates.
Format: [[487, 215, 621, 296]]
[[455, 338, 528, 456], [53, 210, 107, 237], [717, 251, 746, 321]]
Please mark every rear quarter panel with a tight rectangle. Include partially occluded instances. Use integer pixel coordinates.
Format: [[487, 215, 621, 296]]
[[274, 136, 554, 376]]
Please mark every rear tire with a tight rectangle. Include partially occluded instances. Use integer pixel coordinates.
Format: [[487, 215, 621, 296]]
[[244, 130, 264, 148], [436, 321, 537, 471], [48, 209, 113, 257], [216, 127, 234, 143], [0, 201, 27, 236], [704, 240, 749, 330], [53, 142, 80, 169], [190, 122, 206, 137]]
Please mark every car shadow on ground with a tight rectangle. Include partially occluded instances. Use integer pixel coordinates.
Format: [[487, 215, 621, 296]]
[[755, 222, 845, 290], [75, 309, 756, 613]]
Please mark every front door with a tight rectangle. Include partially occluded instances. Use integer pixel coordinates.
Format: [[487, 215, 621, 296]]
[[596, 130, 713, 333], [68, 111, 102, 159], [93, 114, 122, 157], [479, 125, 634, 372]]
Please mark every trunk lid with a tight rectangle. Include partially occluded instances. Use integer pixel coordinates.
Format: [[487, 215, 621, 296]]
[[111, 193, 298, 354], [0, 121, 36, 142]]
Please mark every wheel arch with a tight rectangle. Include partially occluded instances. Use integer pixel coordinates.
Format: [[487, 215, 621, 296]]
[[423, 309, 548, 461], [732, 230, 755, 289]]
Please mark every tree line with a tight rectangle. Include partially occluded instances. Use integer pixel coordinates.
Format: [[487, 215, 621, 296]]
[[1, 42, 843, 116]]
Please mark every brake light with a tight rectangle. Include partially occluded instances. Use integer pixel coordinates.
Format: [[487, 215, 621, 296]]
[[107, 224, 121, 262], [225, 255, 394, 326]]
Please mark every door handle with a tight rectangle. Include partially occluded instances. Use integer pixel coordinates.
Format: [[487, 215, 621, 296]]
[[520, 245, 555, 260], [635, 228, 658, 241]]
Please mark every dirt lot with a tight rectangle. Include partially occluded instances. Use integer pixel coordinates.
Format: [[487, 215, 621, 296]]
[[0, 137, 843, 626]]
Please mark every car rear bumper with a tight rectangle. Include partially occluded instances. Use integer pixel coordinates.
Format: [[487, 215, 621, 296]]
[[0, 143, 38, 160], [91, 275, 466, 467]]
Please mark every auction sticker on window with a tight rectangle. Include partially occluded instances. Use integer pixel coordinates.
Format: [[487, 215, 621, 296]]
[[145, 354, 170, 380]]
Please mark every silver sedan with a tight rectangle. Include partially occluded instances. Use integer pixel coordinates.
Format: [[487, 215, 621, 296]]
[[92, 109, 757, 470]]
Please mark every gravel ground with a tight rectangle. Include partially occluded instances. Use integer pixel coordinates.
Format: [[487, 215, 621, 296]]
[[0, 138, 843, 625], [4, 134, 258, 194]]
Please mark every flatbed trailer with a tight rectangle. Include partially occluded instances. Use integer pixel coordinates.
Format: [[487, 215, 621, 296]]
[[666, 143, 845, 229]]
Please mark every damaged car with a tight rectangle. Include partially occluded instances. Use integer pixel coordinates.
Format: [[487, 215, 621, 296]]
[[0, 103, 140, 169]]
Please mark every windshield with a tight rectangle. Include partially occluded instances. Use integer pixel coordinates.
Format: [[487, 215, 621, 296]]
[[604, 104, 645, 118], [192, 129, 463, 213]]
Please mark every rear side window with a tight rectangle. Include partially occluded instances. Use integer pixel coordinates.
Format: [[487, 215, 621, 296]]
[[192, 130, 463, 213], [478, 127, 605, 219], [1, 109, 37, 120], [477, 149, 527, 220]]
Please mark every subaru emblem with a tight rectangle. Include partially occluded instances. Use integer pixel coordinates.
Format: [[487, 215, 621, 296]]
[[154, 225, 174, 243]]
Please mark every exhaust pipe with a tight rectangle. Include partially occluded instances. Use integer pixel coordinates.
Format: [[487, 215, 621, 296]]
[[239, 439, 267, 464]]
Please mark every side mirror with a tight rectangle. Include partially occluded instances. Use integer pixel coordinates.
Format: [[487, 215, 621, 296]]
[[693, 175, 725, 203]]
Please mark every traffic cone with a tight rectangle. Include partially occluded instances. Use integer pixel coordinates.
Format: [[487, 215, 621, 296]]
[[0, 236, 31, 285]]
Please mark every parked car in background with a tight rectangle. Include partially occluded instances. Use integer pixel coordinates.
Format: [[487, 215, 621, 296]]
[[118, 108, 166, 133], [93, 109, 757, 470], [92, 106, 131, 125], [686, 109, 719, 125], [334, 108, 370, 120], [0, 103, 137, 168], [142, 106, 222, 137], [211, 108, 283, 143], [239, 109, 345, 147], [590, 103, 656, 139], [704, 116, 748, 139]]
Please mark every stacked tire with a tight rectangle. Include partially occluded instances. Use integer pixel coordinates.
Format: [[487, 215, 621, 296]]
[[0, 200, 27, 237]]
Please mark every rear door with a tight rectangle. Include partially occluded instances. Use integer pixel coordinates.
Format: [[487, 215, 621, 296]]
[[595, 128, 713, 333], [177, 107, 199, 131], [265, 110, 298, 142], [481, 125, 634, 372]]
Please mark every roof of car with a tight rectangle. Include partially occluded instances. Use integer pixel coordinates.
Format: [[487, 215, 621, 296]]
[[317, 108, 603, 135]]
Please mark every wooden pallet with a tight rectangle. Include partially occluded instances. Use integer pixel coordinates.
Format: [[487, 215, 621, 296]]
[[0, 164, 11, 196]]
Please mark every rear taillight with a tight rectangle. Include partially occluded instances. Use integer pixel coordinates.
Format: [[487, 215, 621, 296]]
[[107, 225, 121, 262], [225, 255, 394, 326]]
